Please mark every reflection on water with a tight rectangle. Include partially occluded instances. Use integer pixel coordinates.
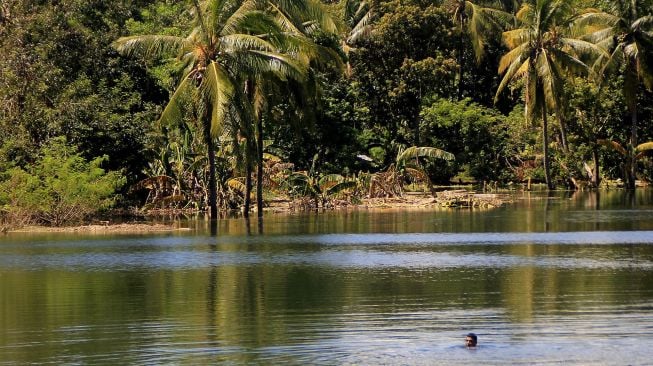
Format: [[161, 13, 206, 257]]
[[2, 190, 653, 364]]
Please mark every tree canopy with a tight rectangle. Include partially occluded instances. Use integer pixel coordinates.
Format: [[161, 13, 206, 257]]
[[2, 0, 653, 223]]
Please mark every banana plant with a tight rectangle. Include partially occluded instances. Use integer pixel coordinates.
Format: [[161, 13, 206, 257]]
[[286, 171, 357, 209], [368, 146, 454, 198]]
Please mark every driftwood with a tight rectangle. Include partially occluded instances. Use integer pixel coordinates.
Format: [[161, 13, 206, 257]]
[[435, 190, 510, 208]]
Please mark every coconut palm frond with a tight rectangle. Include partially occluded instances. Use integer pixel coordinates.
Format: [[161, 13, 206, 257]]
[[311, 44, 346, 71], [347, 10, 375, 44], [220, 34, 276, 52], [248, 50, 309, 81], [268, 1, 304, 35], [502, 28, 532, 50], [275, 0, 338, 34], [574, 10, 619, 29], [204, 0, 233, 29], [159, 74, 195, 127], [466, 1, 512, 63], [498, 42, 529, 74], [496, 55, 529, 102], [536, 51, 561, 110], [221, 2, 266, 36], [560, 37, 608, 60], [632, 15, 653, 30], [515, 2, 533, 23], [202, 61, 236, 137], [549, 47, 588, 77], [113, 35, 190, 60], [580, 26, 617, 45]]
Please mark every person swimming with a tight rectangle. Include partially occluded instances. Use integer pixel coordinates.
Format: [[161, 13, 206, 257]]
[[465, 333, 478, 348]]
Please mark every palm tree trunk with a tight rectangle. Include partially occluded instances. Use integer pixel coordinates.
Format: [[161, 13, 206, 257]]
[[592, 146, 600, 188], [457, 29, 465, 100], [256, 115, 264, 218], [203, 117, 218, 219], [542, 104, 554, 190], [557, 113, 569, 153], [244, 145, 252, 218], [627, 102, 637, 189]]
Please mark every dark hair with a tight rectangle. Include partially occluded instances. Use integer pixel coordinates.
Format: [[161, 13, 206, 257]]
[[466, 333, 477, 342]]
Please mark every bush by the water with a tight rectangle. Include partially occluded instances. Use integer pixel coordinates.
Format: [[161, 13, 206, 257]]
[[0, 138, 125, 227]]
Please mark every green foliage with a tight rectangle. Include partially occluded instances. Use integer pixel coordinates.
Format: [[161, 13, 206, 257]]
[[351, 1, 458, 155], [0, 138, 125, 226], [2, 0, 653, 216], [0, 0, 164, 183], [420, 98, 510, 182]]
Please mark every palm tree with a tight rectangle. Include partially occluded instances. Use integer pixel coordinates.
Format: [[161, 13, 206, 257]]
[[446, 0, 512, 99], [576, 1, 653, 188], [495, 0, 604, 189], [114, 0, 308, 218], [245, 0, 341, 218]]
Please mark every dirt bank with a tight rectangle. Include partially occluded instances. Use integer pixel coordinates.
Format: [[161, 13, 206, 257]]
[[7, 223, 190, 234]]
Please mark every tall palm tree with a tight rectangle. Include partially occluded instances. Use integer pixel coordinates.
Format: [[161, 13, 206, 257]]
[[576, 1, 653, 189], [246, 0, 341, 218], [114, 0, 308, 218], [446, 0, 512, 99], [495, 0, 604, 189]]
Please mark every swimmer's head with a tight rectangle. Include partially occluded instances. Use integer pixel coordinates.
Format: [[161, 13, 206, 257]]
[[465, 333, 477, 347]]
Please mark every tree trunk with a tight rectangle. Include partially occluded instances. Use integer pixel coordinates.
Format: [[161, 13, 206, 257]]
[[457, 30, 465, 100], [557, 113, 569, 153], [542, 104, 554, 190], [204, 118, 218, 219], [592, 146, 601, 188], [627, 103, 637, 189], [244, 146, 252, 218], [256, 115, 264, 218]]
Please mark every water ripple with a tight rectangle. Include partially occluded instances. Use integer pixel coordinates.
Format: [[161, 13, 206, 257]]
[[1, 249, 651, 270]]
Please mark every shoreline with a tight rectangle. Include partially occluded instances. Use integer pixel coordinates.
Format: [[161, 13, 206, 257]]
[[2, 191, 513, 234], [6, 223, 191, 234]]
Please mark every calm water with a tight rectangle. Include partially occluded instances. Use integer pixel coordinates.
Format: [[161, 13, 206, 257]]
[[2, 190, 653, 365]]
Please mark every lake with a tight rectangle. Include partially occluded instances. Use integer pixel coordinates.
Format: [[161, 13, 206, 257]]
[[2, 190, 653, 365]]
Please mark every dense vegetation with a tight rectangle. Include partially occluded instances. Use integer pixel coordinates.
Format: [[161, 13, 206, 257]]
[[1, 0, 653, 225]]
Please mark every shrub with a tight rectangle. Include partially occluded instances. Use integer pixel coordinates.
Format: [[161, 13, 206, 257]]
[[0, 138, 125, 226]]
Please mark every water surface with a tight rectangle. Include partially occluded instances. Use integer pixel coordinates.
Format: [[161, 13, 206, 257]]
[[2, 190, 653, 364]]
